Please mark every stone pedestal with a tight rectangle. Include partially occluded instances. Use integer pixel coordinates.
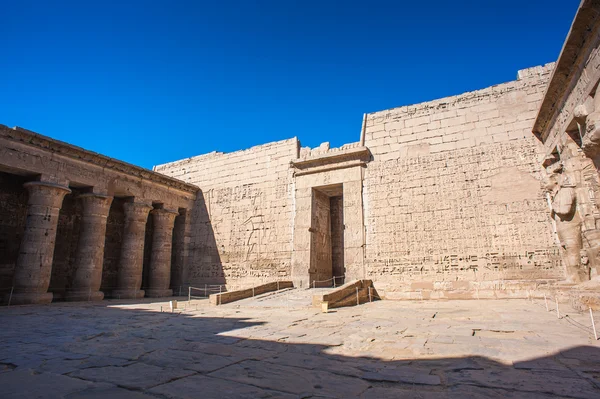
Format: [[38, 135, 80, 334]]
[[65, 194, 113, 302], [146, 208, 178, 297], [113, 201, 152, 299], [9, 182, 71, 305]]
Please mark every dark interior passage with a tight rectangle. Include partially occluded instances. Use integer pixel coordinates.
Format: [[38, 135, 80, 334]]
[[310, 185, 344, 287], [330, 195, 345, 284], [0, 171, 28, 293]]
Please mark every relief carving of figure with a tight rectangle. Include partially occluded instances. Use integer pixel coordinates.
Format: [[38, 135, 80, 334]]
[[574, 85, 600, 159], [545, 140, 594, 283]]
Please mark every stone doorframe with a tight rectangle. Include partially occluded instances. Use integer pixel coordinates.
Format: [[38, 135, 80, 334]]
[[290, 146, 371, 288]]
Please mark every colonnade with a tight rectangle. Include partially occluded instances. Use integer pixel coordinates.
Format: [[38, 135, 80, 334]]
[[8, 181, 182, 305]]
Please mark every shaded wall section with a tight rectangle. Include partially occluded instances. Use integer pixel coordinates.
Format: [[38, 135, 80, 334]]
[[310, 189, 332, 284], [154, 138, 298, 287], [330, 195, 345, 279], [0, 172, 28, 290], [100, 198, 126, 294], [49, 188, 82, 298]]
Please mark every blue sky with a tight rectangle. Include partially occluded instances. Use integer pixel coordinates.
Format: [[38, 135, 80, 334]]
[[1, 1, 578, 169]]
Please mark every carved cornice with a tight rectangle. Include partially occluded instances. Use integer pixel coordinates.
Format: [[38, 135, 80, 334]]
[[0, 124, 199, 194], [533, 0, 600, 142], [291, 146, 371, 174]]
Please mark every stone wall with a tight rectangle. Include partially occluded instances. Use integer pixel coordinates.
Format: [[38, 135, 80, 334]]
[[0, 172, 28, 291], [154, 139, 298, 287], [100, 198, 126, 294], [154, 64, 569, 297], [362, 64, 561, 298], [49, 190, 82, 299]]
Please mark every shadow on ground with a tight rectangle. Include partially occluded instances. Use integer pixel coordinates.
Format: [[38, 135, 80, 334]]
[[0, 302, 599, 398]]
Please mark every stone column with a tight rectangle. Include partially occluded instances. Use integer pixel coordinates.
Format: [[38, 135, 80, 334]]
[[9, 181, 71, 305], [113, 201, 152, 299], [146, 208, 178, 297], [65, 194, 113, 302]]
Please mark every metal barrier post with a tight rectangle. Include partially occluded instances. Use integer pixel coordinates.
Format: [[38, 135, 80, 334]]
[[188, 286, 191, 303], [544, 293, 549, 312], [591, 308, 598, 340], [204, 284, 207, 297], [555, 297, 560, 319], [356, 287, 359, 305], [7, 286, 13, 307], [368, 286, 372, 302]]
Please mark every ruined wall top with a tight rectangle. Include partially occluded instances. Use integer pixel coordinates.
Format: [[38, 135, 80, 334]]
[[533, 0, 600, 142], [367, 63, 555, 122], [153, 137, 299, 171], [0, 124, 199, 195]]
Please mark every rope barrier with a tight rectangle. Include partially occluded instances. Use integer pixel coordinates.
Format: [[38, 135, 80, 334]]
[[526, 292, 599, 341], [310, 276, 345, 289]]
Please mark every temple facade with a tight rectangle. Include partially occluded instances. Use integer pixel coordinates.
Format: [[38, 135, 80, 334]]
[[0, 126, 197, 304], [2, 0, 599, 306]]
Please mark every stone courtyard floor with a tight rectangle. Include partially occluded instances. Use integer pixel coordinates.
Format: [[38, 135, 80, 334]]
[[1, 291, 599, 398]]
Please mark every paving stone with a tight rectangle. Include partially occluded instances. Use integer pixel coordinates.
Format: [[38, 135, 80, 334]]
[[208, 359, 371, 397], [69, 362, 196, 390], [65, 383, 156, 398], [446, 368, 599, 398], [360, 364, 441, 386], [0, 369, 93, 398], [139, 349, 241, 373], [149, 374, 296, 399]]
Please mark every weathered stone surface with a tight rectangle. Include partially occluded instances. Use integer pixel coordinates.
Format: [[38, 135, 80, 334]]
[[208, 359, 372, 397], [0, 369, 94, 398], [69, 362, 195, 390], [65, 383, 157, 399], [149, 374, 296, 399], [139, 349, 240, 373], [1, 298, 600, 398]]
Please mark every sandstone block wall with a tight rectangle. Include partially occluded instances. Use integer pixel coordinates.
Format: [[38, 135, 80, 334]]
[[155, 64, 565, 298], [0, 172, 28, 291], [154, 139, 299, 287], [363, 64, 561, 298]]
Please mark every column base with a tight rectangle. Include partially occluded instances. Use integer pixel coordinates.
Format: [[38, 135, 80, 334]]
[[112, 289, 145, 299], [6, 291, 53, 305], [64, 290, 104, 302], [145, 289, 173, 298]]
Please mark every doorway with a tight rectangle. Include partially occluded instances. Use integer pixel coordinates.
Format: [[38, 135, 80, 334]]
[[310, 184, 344, 287]]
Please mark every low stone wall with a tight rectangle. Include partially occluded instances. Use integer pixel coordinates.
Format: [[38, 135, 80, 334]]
[[209, 281, 293, 305], [313, 280, 378, 310]]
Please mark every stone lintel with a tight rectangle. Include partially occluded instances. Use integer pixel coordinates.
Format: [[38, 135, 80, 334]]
[[294, 160, 367, 177], [291, 146, 371, 171]]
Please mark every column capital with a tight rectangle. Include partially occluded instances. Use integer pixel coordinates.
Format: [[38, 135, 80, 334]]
[[79, 193, 113, 218], [24, 181, 71, 207], [151, 208, 179, 227], [123, 201, 152, 221]]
